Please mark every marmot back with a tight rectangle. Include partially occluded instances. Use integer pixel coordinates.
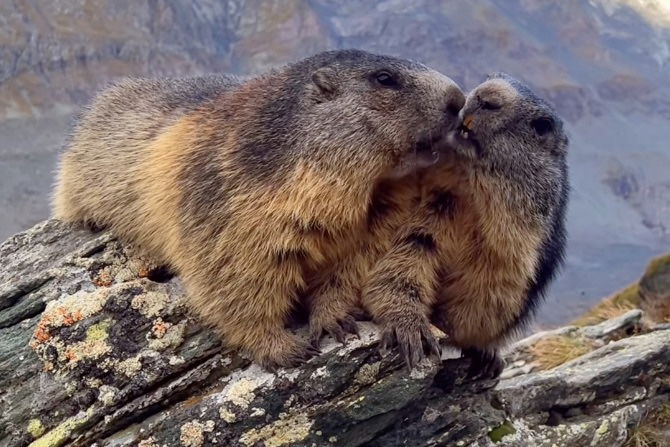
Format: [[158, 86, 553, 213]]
[[53, 49, 466, 368], [54, 75, 239, 232]]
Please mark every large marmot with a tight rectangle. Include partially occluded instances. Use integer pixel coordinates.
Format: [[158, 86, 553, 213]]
[[53, 49, 466, 368]]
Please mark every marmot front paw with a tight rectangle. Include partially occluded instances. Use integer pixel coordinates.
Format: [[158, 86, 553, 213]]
[[255, 333, 320, 371], [379, 312, 441, 370], [309, 301, 361, 348]]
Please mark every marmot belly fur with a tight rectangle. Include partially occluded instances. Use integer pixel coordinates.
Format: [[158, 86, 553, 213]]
[[53, 49, 466, 368]]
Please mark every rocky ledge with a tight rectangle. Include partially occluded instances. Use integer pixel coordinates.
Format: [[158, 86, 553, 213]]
[[1, 220, 669, 447]]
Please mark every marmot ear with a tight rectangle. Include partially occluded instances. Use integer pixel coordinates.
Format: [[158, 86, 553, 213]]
[[311, 67, 338, 100]]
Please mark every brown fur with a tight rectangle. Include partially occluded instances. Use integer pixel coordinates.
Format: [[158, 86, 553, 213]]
[[53, 50, 465, 368], [360, 160, 543, 366], [359, 75, 569, 372]]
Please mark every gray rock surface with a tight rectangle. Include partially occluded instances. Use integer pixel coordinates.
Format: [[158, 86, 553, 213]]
[[0, 221, 668, 447]]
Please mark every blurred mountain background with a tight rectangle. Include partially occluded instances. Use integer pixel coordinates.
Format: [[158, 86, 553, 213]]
[[1, 0, 669, 327]]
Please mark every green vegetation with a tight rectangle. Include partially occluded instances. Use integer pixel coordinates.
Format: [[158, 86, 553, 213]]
[[488, 421, 516, 443]]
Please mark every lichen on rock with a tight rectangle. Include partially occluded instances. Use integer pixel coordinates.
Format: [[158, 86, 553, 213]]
[[1, 221, 669, 447]]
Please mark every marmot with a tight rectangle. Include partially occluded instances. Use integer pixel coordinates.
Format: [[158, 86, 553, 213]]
[[360, 74, 569, 376], [53, 49, 466, 369]]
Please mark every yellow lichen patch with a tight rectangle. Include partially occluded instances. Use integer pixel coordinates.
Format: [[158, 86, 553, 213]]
[[354, 362, 380, 386], [31, 287, 111, 348], [239, 413, 313, 447], [98, 385, 118, 406], [148, 321, 186, 351], [219, 407, 237, 423], [530, 335, 595, 370], [224, 378, 260, 409], [116, 355, 143, 377], [53, 320, 114, 368], [573, 283, 640, 326], [131, 290, 170, 318], [27, 419, 45, 438], [63, 336, 112, 367], [138, 437, 159, 447], [28, 409, 92, 447], [179, 420, 214, 447], [86, 319, 111, 342]]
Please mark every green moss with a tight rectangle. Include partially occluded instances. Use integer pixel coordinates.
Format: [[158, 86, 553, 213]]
[[488, 421, 516, 442]]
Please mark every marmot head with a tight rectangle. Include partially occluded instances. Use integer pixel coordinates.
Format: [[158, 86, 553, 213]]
[[449, 73, 567, 166], [283, 49, 465, 179], [447, 73, 569, 219]]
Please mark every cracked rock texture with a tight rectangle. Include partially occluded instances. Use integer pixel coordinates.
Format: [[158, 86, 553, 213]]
[[0, 220, 669, 447]]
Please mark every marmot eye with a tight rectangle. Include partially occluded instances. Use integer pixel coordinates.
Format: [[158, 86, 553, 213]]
[[374, 71, 399, 88], [481, 101, 502, 110], [531, 117, 554, 136]]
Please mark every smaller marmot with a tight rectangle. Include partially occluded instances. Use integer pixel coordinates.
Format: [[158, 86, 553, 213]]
[[53, 49, 465, 369], [360, 74, 569, 376]]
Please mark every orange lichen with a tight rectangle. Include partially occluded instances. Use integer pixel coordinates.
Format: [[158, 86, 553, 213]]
[[33, 327, 50, 344], [53, 307, 84, 326], [64, 349, 78, 362], [92, 270, 113, 287], [138, 265, 151, 278], [31, 305, 86, 349], [152, 319, 169, 338]]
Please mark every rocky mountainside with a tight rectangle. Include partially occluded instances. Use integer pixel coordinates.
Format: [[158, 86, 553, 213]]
[[0, 220, 669, 447], [1, 0, 670, 324]]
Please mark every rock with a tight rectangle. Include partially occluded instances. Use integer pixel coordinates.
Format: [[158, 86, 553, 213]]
[[1, 221, 669, 447]]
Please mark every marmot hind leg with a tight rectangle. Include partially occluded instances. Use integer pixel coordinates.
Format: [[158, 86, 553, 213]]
[[187, 265, 320, 369]]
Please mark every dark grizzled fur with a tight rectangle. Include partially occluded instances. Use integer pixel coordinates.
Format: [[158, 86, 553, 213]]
[[401, 231, 437, 252], [235, 50, 429, 183], [512, 163, 569, 334], [427, 189, 457, 218], [483, 73, 570, 338]]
